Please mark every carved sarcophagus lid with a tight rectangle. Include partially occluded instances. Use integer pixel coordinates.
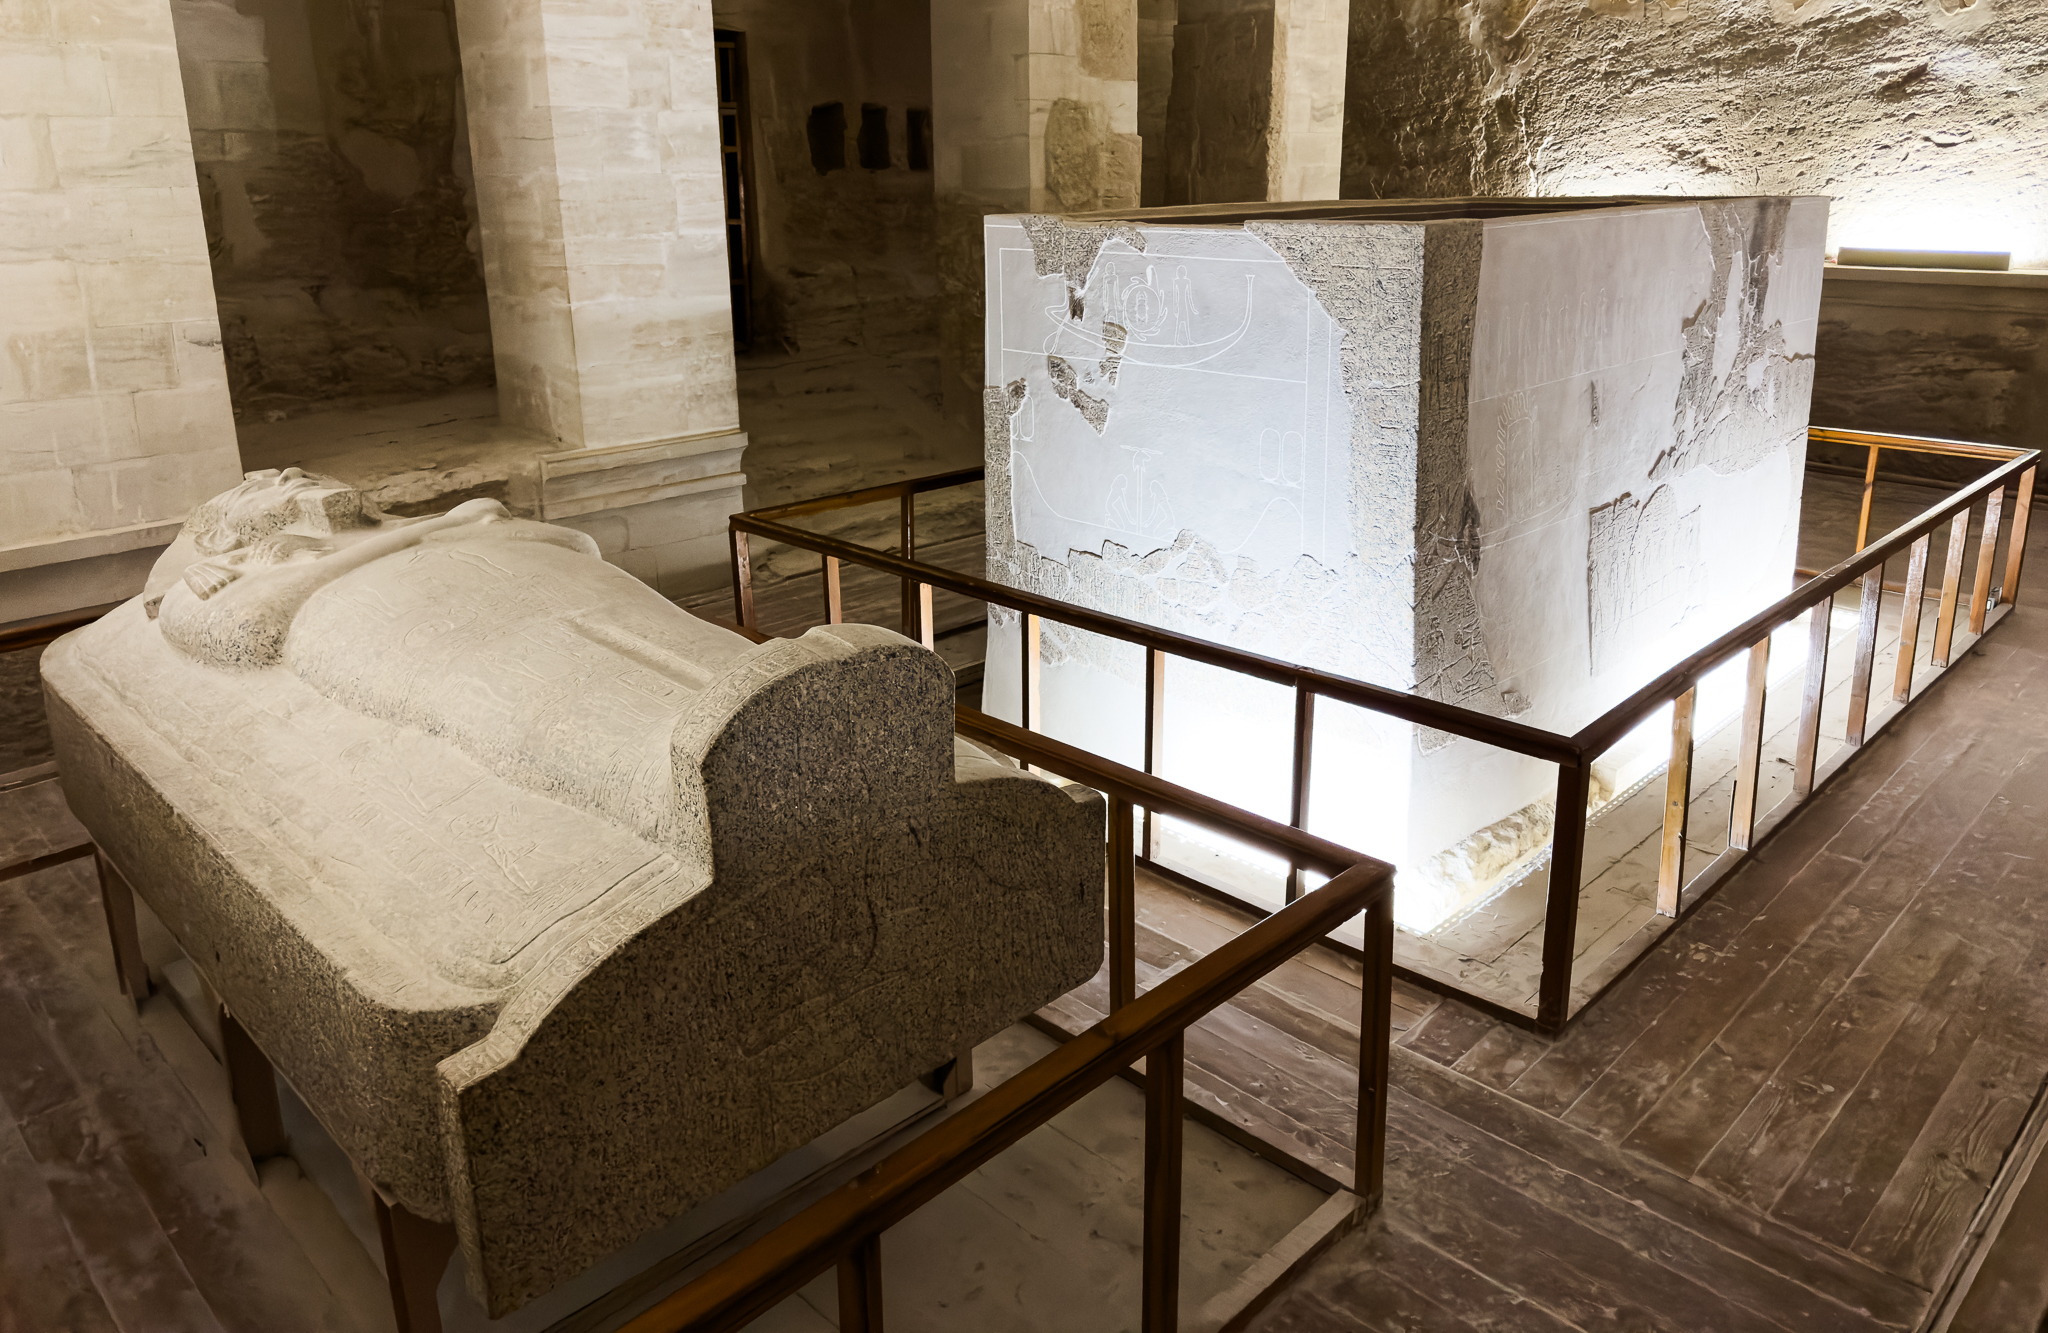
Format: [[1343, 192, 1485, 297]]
[[42, 469, 1104, 1315]]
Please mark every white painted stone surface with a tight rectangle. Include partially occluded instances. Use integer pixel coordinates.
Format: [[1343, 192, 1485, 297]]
[[0, 0, 242, 619], [43, 470, 1104, 1315], [982, 198, 1826, 928]]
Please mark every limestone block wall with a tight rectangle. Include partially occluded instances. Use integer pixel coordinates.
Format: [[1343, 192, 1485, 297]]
[[709, 0, 939, 373], [452, 0, 738, 452], [1163, 0, 1345, 206], [981, 198, 1826, 927], [1340, 0, 2048, 269], [166, 0, 492, 419], [0, 0, 243, 623], [932, 0, 1140, 439]]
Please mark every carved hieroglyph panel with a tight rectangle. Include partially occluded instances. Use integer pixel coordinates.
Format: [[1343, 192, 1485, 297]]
[[986, 220, 1350, 576], [1586, 486, 1704, 675]]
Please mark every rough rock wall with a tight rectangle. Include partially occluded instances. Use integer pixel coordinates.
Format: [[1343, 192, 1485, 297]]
[[1166, 0, 1276, 205], [170, 0, 491, 421], [1341, 0, 2048, 268], [1811, 272, 2048, 469], [712, 0, 938, 383]]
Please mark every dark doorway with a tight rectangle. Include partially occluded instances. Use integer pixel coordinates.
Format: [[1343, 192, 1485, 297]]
[[715, 29, 757, 349]]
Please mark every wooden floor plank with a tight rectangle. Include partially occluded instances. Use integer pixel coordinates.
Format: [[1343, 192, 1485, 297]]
[[0, 1112, 121, 1333], [1693, 934, 1994, 1214], [1390, 1049, 1923, 1330], [1852, 1035, 2048, 1287]]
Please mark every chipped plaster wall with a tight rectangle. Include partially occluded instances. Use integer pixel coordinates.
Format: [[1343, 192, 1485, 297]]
[[169, 0, 492, 421], [982, 199, 1824, 918], [1340, 0, 2048, 266], [711, 0, 938, 378], [933, 0, 1139, 441]]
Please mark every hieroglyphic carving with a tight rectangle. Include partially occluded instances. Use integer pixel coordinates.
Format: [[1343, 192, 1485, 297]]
[[1587, 485, 1703, 674]]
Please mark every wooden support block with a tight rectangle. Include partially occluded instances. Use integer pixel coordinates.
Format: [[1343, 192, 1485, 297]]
[[1020, 613, 1041, 732], [1970, 486, 2003, 633], [1143, 1032, 1186, 1333], [218, 1006, 288, 1161], [1537, 763, 1592, 1035], [1932, 509, 1969, 667], [1792, 597, 1832, 801], [93, 850, 151, 1009], [1855, 442, 1880, 552], [837, 1232, 884, 1333], [1728, 638, 1771, 852], [1845, 566, 1884, 748], [373, 1191, 459, 1333], [917, 583, 935, 650], [1142, 648, 1165, 859], [822, 555, 843, 624], [1895, 535, 1930, 703], [1356, 899, 1394, 1208], [1656, 688, 1695, 918], [730, 529, 755, 631], [1109, 796, 1137, 1013], [2004, 467, 2035, 605], [1285, 689, 1315, 905]]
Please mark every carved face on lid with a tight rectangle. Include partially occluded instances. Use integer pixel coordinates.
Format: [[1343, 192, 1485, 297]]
[[166, 468, 390, 605]]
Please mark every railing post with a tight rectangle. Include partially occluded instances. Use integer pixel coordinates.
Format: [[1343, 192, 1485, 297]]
[[900, 493, 917, 641], [822, 555, 843, 625], [1855, 441, 1880, 551], [1142, 648, 1165, 859], [1932, 509, 1970, 667], [1020, 613, 1041, 732], [2004, 467, 2035, 605], [1286, 687, 1315, 904], [1109, 796, 1137, 1012], [730, 528, 756, 631], [1728, 637, 1771, 852], [1792, 596, 1833, 800], [837, 1232, 884, 1333], [1142, 1032, 1185, 1333], [1656, 688, 1695, 918], [1845, 566, 1883, 748], [1355, 895, 1393, 1208], [1895, 535, 1931, 702], [1537, 762, 1591, 1035], [1970, 487, 2004, 633]]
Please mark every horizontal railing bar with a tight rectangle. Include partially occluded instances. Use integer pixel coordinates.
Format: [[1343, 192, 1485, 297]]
[[956, 708, 1370, 879], [1806, 427, 2029, 462], [1574, 448, 2039, 756], [0, 602, 120, 654], [619, 860, 1392, 1333], [745, 467, 985, 523], [733, 513, 1580, 764]]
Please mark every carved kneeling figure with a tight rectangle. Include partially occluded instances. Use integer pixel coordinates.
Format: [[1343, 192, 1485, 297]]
[[43, 470, 1104, 1318]]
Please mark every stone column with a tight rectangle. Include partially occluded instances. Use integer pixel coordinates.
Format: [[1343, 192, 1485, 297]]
[[452, 0, 745, 596], [1164, 0, 1345, 205], [0, 0, 244, 624], [931, 0, 1140, 440]]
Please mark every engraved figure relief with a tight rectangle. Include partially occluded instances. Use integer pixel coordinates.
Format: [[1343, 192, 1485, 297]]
[[1587, 485, 1705, 674]]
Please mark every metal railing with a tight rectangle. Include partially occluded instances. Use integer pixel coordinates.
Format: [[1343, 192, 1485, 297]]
[[729, 428, 2037, 1036], [621, 712, 1397, 1333]]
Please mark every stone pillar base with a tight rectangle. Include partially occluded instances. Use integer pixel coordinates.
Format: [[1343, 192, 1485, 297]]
[[540, 430, 749, 600]]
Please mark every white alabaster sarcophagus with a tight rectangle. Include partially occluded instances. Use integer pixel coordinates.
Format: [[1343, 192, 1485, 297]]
[[981, 197, 1827, 931], [41, 470, 1104, 1316]]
